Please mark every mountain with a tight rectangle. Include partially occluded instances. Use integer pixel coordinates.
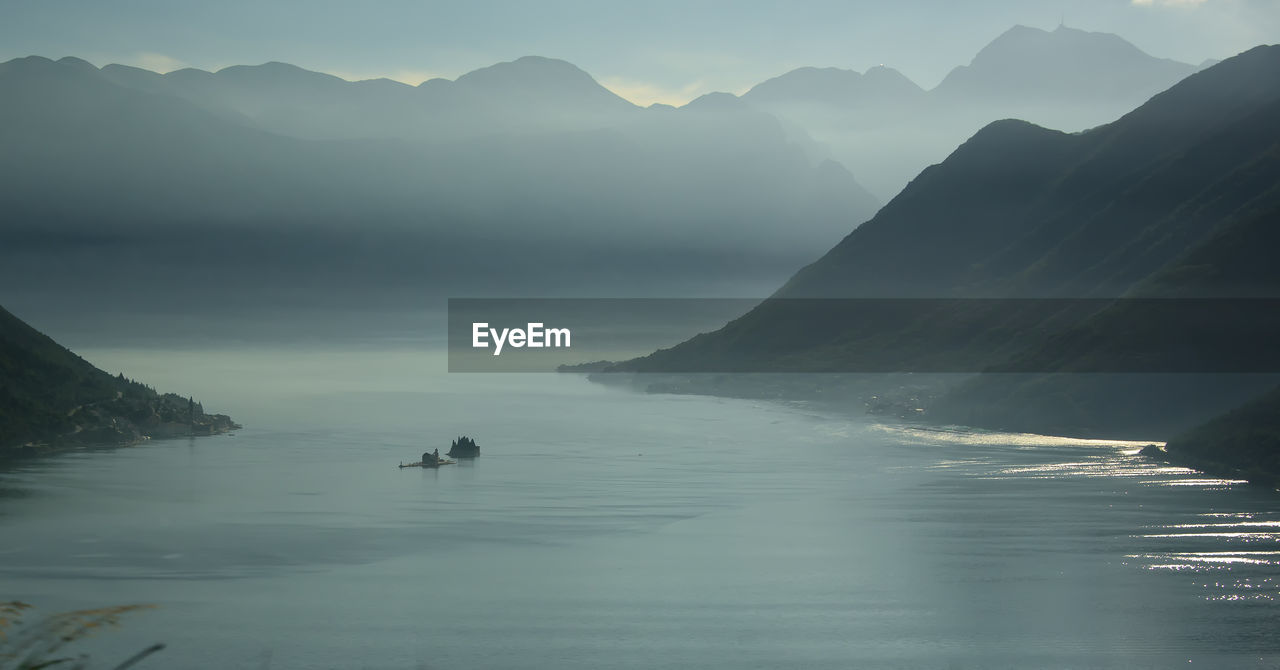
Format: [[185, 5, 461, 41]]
[[608, 45, 1280, 437], [651, 44, 1280, 303], [0, 55, 366, 226], [681, 90, 754, 112], [95, 55, 640, 142], [933, 25, 1194, 105], [0, 304, 238, 454], [737, 64, 934, 199], [774, 60, 1280, 300], [448, 55, 637, 112], [742, 65, 925, 110], [786, 44, 1280, 299], [99, 60, 414, 140], [0, 54, 878, 335], [1148, 385, 1280, 486], [737, 25, 1200, 201], [411, 56, 643, 138]]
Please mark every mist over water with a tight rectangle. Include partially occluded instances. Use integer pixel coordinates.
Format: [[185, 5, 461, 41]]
[[3, 11, 1280, 669], [1, 357, 1277, 669]]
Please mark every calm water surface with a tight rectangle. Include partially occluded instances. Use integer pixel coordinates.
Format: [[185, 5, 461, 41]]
[[2, 373, 1278, 669]]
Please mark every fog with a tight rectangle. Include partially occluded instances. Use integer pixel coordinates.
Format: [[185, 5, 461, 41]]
[[0, 25, 1214, 348], [0, 54, 877, 343], [742, 25, 1200, 199]]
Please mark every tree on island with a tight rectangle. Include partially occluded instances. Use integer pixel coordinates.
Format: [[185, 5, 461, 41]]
[[448, 435, 480, 458]]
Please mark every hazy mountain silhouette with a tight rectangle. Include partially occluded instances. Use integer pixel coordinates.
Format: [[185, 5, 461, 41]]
[[738, 25, 1201, 200], [83, 26, 1198, 203], [0, 53, 878, 335], [613, 45, 1280, 437], [933, 25, 1193, 104], [778, 44, 1279, 299], [100, 60, 404, 139], [743, 65, 926, 110], [447, 55, 637, 112], [96, 55, 641, 142], [680, 90, 754, 112]]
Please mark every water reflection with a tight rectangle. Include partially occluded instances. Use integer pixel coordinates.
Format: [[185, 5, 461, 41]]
[[2, 392, 1278, 668], [875, 422, 1280, 608]]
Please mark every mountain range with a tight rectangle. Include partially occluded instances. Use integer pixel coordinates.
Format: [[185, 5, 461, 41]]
[[0, 52, 877, 338], [96, 55, 642, 142], [80, 25, 1191, 155], [931, 24, 1194, 104], [4, 24, 1271, 474], [0, 23, 1216, 341], [737, 25, 1202, 199], [608, 44, 1280, 445]]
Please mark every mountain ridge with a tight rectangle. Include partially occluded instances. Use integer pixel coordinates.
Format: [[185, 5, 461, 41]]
[[0, 50, 880, 323], [742, 64, 925, 108], [603, 44, 1280, 440], [738, 24, 1206, 200], [11, 23, 1210, 206], [934, 24, 1194, 101]]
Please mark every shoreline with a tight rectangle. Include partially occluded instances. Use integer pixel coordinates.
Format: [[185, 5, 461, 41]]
[[575, 370, 1280, 488], [1, 421, 241, 467]]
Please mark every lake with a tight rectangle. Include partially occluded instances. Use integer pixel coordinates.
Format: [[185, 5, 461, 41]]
[[2, 368, 1279, 669]]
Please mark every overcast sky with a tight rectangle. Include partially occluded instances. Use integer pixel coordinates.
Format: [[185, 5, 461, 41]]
[[3, 0, 1276, 105]]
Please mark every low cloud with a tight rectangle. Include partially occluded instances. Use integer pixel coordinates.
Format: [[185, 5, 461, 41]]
[[124, 52, 187, 73], [598, 77, 712, 107], [328, 68, 447, 85]]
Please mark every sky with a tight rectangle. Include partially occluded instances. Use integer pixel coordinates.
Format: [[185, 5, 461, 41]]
[[2, 0, 1277, 105]]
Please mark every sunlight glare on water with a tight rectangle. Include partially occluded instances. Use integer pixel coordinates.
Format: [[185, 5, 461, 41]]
[[1, 375, 1278, 668]]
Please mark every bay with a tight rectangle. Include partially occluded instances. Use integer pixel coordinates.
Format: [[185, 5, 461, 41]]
[[2, 370, 1278, 669]]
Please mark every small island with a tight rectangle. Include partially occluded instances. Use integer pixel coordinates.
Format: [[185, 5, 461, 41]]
[[447, 435, 480, 458], [398, 437, 478, 469]]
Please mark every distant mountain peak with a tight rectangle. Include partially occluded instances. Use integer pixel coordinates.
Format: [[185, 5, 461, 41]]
[[512, 55, 580, 69], [680, 91, 748, 112], [0, 55, 55, 75], [450, 55, 637, 110], [163, 67, 217, 82], [742, 64, 923, 107], [55, 56, 97, 72], [859, 65, 924, 93], [863, 64, 900, 76], [217, 61, 311, 74], [964, 117, 1061, 145], [455, 55, 598, 87], [213, 62, 347, 86], [417, 77, 450, 91], [0, 55, 105, 84], [973, 24, 1148, 66], [934, 23, 1195, 101]]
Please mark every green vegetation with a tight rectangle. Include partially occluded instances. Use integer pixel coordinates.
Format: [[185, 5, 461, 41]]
[[0, 305, 238, 456], [1152, 385, 1280, 486], [447, 435, 480, 458]]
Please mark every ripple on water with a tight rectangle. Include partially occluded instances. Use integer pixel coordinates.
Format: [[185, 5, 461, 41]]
[[875, 423, 1280, 608], [1132, 510, 1280, 602]]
